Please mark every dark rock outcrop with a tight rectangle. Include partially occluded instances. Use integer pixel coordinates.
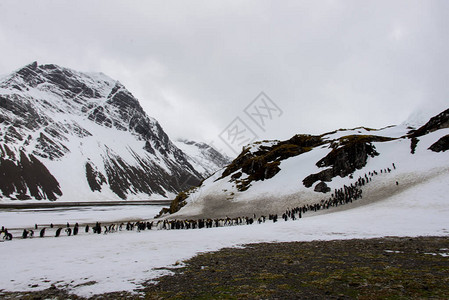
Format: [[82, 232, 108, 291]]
[[314, 181, 331, 193], [316, 137, 380, 177], [410, 137, 419, 154], [85, 162, 107, 192], [0, 150, 62, 200], [429, 135, 449, 152], [303, 135, 391, 188], [303, 168, 334, 188]]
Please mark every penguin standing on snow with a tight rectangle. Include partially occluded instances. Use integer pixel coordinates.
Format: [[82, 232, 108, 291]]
[[4, 230, 13, 240], [39, 228, 46, 238], [55, 228, 62, 237]]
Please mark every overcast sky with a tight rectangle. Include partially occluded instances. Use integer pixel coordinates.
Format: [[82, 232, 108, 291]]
[[1, 1, 448, 155]]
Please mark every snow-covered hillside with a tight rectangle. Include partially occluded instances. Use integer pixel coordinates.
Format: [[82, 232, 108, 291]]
[[170, 109, 449, 219], [0, 62, 204, 202], [174, 139, 232, 177]]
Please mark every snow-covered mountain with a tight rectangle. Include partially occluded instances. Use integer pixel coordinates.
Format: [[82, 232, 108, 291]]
[[168, 108, 449, 219], [0, 62, 204, 202], [174, 139, 232, 177]]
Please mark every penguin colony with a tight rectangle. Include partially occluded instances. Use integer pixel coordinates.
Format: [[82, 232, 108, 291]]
[[1, 164, 397, 241]]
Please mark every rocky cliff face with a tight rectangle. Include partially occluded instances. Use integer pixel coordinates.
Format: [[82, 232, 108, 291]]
[[0, 62, 203, 201], [429, 135, 449, 152], [303, 135, 393, 191]]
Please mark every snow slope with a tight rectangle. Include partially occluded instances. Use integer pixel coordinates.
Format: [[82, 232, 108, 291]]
[[0, 168, 448, 297], [171, 110, 449, 219]]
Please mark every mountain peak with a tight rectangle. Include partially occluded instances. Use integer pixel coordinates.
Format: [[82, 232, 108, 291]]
[[0, 63, 206, 202], [25, 61, 38, 70]]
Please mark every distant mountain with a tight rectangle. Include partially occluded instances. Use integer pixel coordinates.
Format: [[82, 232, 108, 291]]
[[174, 139, 232, 178], [403, 103, 449, 129], [167, 108, 449, 219], [0, 62, 204, 202]]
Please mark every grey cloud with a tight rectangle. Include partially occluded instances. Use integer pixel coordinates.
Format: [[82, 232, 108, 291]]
[[1, 0, 447, 154]]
